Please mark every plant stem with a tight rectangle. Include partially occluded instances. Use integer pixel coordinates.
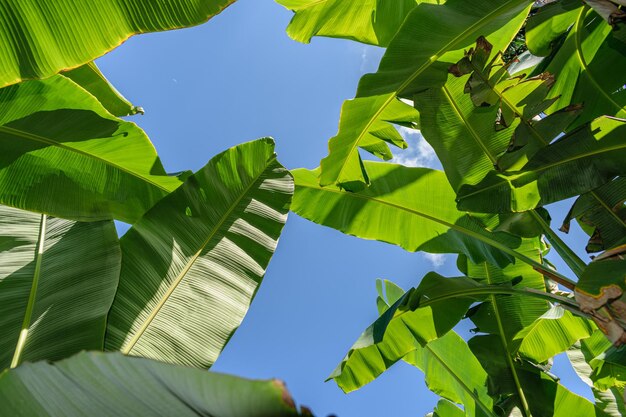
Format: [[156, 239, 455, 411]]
[[530, 210, 586, 279]]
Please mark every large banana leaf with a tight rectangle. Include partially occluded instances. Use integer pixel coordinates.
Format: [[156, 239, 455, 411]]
[[0, 0, 236, 88], [429, 400, 466, 417], [541, 5, 626, 127], [293, 162, 574, 272], [459, 239, 549, 345], [0, 75, 181, 222], [328, 272, 568, 393], [0, 352, 310, 417], [319, 0, 532, 191], [105, 139, 293, 368], [62, 62, 141, 117], [469, 335, 610, 417], [276, 0, 438, 47], [514, 305, 594, 363], [567, 331, 625, 417], [456, 116, 626, 213], [404, 331, 495, 417], [0, 205, 120, 370], [330, 273, 484, 393], [561, 177, 626, 253], [525, 0, 583, 57]]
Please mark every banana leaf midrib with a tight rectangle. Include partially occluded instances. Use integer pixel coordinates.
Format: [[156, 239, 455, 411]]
[[296, 180, 575, 284], [0, 125, 176, 193], [121, 155, 278, 355], [332, 0, 531, 184], [423, 341, 498, 417], [484, 263, 532, 417], [464, 53, 549, 148], [573, 6, 626, 116], [590, 189, 626, 230], [458, 141, 626, 200], [10, 214, 47, 368], [441, 84, 498, 164]]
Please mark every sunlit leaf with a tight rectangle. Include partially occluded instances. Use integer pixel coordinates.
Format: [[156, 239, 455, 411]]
[[0, 0, 236, 88], [105, 139, 293, 368]]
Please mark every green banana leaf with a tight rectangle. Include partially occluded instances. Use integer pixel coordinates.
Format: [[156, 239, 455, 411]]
[[293, 163, 577, 275], [429, 400, 466, 417], [105, 139, 293, 368], [567, 331, 626, 417], [319, 0, 532, 191], [0, 205, 120, 370], [542, 5, 626, 127], [62, 62, 142, 117], [375, 278, 405, 314], [440, 36, 583, 174], [561, 177, 626, 253], [404, 331, 495, 417], [0, 352, 310, 417], [469, 335, 610, 417], [276, 0, 443, 47], [459, 239, 549, 346], [319, 95, 419, 191], [0, 75, 181, 222], [525, 0, 583, 56], [0, 0, 236, 89], [329, 273, 484, 392], [456, 116, 626, 213], [514, 305, 595, 363]]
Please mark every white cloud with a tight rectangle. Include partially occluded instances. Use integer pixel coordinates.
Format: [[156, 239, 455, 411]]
[[358, 45, 384, 73], [422, 253, 446, 268], [391, 126, 438, 168]]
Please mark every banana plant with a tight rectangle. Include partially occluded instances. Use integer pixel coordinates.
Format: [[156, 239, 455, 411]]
[[283, 0, 626, 415]]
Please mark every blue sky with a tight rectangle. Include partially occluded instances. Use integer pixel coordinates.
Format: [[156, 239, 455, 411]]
[[98, 1, 596, 415]]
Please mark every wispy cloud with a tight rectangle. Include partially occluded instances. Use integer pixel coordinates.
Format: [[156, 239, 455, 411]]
[[391, 127, 439, 169], [422, 253, 447, 268], [358, 45, 384, 73]]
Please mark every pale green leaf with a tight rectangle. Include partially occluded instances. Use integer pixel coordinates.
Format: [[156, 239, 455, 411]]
[[0, 75, 181, 223], [567, 332, 626, 417], [294, 163, 528, 268], [105, 139, 293, 368], [405, 331, 495, 417], [514, 305, 595, 363], [329, 273, 483, 392], [277, 0, 444, 47], [62, 62, 141, 117]]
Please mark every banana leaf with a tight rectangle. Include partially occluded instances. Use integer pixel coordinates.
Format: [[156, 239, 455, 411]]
[[276, 0, 443, 47], [0, 205, 120, 370], [0, 351, 311, 417], [456, 116, 626, 213], [0, 0, 236, 88], [561, 177, 626, 253], [318, 0, 533, 191], [62, 62, 142, 117], [0, 75, 181, 222], [567, 331, 626, 417], [105, 139, 293, 368], [404, 331, 495, 417]]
